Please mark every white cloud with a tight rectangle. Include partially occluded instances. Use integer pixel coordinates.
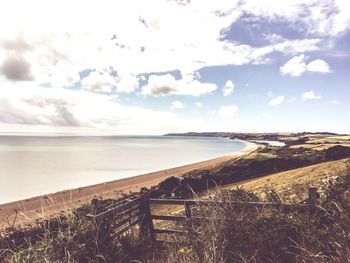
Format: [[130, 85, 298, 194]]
[[303, 0, 350, 37], [47, 62, 81, 88], [270, 38, 321, 54], [81, 71, 116, 93], [0, 0, 339, 89], [280, 55, 307, 77], [263, 34, 322, 55], [0, 0, 348, 135], [223, 80, 234, 96], [116, 74, 139, 93], [241, 0, 350, 38], [268, 96, 285, 106], [195, 102, 204, 108], [0, 82, 202, 134], [331, 99, 340, 104], [0, 31, 82, 87], [302, 90, 321, 101], [217, 105, 238, 118], [142, 74, 217, 97], [0, 0, 242, 85], [171, 100, 185, 109], [307, 59, 331, 73], [280, 54, 331, 77]]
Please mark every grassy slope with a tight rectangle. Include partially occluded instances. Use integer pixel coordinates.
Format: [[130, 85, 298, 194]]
[[153, 158, 350, 218], [291, 134, 350, 151], [221, 158, 350, 202], [291, 144, 350, 151]]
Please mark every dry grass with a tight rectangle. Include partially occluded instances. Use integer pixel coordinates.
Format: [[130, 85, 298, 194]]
[[289, 135, 350, 151], [328, 136, 350, 141], [158, 169, 350, 263], [305, 135, 350, 144], [290, 144, 350, 151], [2, 158, 350, 262], [3, 141, 350, 262], [151, 158, 350, 219], [220, 158, 350, 202]]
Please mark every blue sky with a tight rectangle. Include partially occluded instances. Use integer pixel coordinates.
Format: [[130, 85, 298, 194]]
[[0, 0, 349, 134]]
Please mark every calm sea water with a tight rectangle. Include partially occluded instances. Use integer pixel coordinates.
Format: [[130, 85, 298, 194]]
[[0, 136, 246, 204]]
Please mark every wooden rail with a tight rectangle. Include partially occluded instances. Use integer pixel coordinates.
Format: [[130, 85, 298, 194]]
[[86, 195, 143, 237], [148, 186, 319, 240], [86, 187, 319, 241]]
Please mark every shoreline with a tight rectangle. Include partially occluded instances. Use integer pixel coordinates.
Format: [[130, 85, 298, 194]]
[[0, 141, 258, 229]]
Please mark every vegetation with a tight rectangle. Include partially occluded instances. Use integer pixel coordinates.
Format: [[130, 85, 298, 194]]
[[1, 143, 350, 262], [153, 145, 350, 199], [2, 166, 350, 262], [257, 145, 280, 155], [0, 198, 152, 262], [159, 169, 350, 262]]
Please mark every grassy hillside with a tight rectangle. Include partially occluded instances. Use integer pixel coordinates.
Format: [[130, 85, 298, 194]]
[[222, 158, 350, 202]]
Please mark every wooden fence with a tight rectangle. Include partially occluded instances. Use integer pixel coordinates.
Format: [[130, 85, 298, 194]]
[[86, 187, 319, 242], [86, 194, 143, 238]]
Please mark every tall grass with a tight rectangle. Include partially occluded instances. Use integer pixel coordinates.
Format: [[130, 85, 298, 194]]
[[1, 167, 350, 262], [160, 169, 350, 262], [0, 200, 148, 262]]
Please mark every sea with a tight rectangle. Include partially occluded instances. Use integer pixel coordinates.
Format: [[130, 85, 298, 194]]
[[0, 135, 246, 204]]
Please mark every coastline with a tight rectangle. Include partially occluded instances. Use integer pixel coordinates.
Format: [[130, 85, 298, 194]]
[[0, 141, 258, 229]]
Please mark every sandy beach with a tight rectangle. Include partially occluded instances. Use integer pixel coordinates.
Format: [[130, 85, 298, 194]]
[[0, 141, 258, 229]]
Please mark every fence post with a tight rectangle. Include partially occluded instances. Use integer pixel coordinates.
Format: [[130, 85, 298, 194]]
[[91, 198, 99, 216], [185, 202, 194, 235], [308, 187, 318, 214], [185, 202, 192, 219], [140, 191, 155, 242], [90, 197, 101, 248]]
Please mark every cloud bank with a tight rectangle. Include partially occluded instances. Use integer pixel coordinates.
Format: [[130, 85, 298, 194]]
[[0, 0, 345, 87], [0, 0, 348, 134], [0, 83, 202, 134]]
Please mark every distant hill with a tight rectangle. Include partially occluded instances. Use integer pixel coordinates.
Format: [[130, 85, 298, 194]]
[[164, 132, 231, 137], [164, 132, 287, 141], [296, 132, 340, 136], [164, 132, 344, 143]]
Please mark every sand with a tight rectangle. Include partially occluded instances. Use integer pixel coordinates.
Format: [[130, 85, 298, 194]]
[[0, 141, 258, 229]]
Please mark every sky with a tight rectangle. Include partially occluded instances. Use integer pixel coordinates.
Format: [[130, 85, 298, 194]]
[[0, 0, 349, 135]]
